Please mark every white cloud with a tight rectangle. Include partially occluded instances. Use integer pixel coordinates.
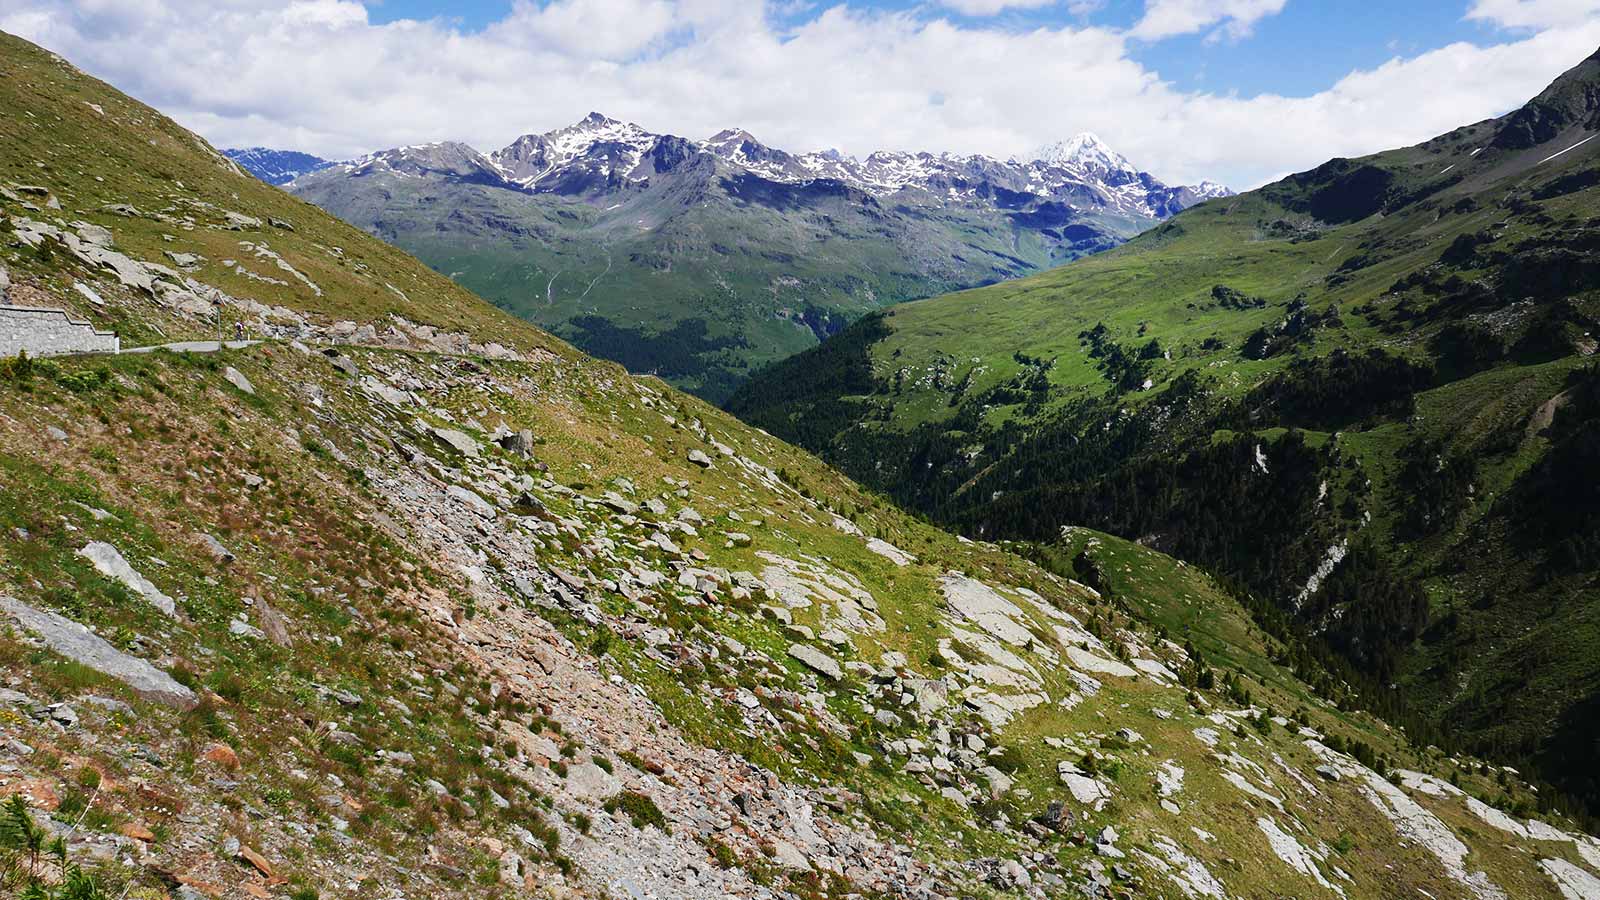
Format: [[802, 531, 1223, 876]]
[[2, 0, 1597, 190], [1466, 0, 1600, 28], [279, 0, 367, 29], [938, 0, 1059, 15], [493, 0, 680, 59], [1129, 0, 1287, 41]]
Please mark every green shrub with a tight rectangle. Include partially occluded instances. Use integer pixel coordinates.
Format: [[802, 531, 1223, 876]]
[[708, 839, 738, 869], [1, 794, 110, 898], [989, 744, 1028, 774], [603, 790, 669, 832], [0, 349, 35, 383], [55, 367, 111, 394]]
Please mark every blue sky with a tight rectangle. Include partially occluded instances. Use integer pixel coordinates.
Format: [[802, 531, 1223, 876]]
[[359, 0, 1517, 97], [1119, 3, 1487, 95], [7, 0, 1600, 187]]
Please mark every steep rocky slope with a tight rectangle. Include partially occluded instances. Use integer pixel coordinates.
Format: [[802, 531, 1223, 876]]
[[282, 116, 1225, 402], [2, 30, 1599, 900], [730, 47, 1600, 820]]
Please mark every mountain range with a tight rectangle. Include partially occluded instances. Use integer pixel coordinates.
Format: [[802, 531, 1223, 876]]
[[732, 46, 1600, 820], [235, 117, 1226, 401]]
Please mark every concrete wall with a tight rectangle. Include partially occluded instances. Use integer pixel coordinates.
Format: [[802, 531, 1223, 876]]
[[0, 305, 119, 357]]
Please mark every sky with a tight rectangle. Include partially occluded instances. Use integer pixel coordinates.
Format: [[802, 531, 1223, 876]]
[[4, 0, 1600, 189]]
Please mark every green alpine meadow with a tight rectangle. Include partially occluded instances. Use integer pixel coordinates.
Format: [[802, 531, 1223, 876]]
[[732, 44, 1600, 836]]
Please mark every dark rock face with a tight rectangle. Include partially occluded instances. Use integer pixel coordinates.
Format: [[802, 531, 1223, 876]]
[[225, 148, 334, 185], [1492, 48, 1600, 150], [1303, 162, 1396, 224]]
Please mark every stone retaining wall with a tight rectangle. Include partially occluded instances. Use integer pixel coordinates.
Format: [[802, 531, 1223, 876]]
[[0, 305, 119, 357]]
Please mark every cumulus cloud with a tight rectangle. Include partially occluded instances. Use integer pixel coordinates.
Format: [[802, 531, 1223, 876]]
[[2, 0, 1597, 189], [493, 0, 681, 59], [1128, 0, 1287, 41], [1466, 0, 1600, 28]]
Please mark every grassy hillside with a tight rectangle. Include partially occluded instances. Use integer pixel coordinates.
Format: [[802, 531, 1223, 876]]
[[3, 29, 1600, 900], [0, 32, 565, 357], [731, 48, 1600, 817]]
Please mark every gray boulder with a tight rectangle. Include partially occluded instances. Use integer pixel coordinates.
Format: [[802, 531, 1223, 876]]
[[600, 492, 638, 515], [563, 761, 621, 802], [1, 596, 196, 708], [360, 376, 410, 407], [77, 542, 176, 616], [256, 602, 293, 647], [787, 643, 843, 680], [498, 850, 525, 886], [768, 839, 812, 871], [222, 366, 255, 395], [75, 223, 114, 248], [199, 532, 235, 564], [496, 429, 535, 457], [446, 485, 497, 519], [980, 765, 1014, 796], [1039, 799, 1070, 830], [428, 424, 481, 458], [908, 677, 949, 716]]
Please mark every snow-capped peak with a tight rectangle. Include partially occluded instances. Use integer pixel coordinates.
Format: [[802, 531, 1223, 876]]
[[703, 128, 773, 162], [573, 111, 622, 130], [487, 113, 660, 185], [706, 128, 762, 149], [346, 141, 502, 181], [1034, 132, 1136, 174], [540, 112, 652, 149]]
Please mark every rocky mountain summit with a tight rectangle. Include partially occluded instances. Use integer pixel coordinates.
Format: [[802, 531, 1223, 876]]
[[2, 29, 1599, 900], [278, 113, 1228, 402]]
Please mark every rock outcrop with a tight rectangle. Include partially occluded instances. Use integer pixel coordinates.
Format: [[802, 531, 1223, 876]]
[[1, 596, 196, 708]]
